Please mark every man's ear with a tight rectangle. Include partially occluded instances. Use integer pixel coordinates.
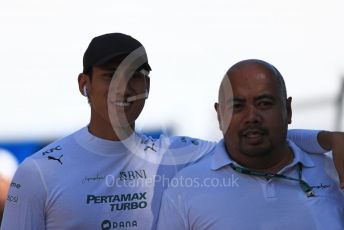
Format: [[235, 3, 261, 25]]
[[214, 102, 223, 131], [286, 97, 292, 124], [146, 76, 150, 94], [78, 73, 89, 97], [214, 102, 219, 112]]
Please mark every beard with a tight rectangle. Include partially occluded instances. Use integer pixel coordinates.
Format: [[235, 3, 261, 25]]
[[238, 139, 272, 157]]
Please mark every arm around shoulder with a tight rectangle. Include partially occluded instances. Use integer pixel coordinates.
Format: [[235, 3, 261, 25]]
[[317, 131, 344, 188], [287, 129, 326, 154], [288, 130, 344, 188]]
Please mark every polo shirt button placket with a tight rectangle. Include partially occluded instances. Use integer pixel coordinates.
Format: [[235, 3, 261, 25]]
[[264, 180, 276, 199]]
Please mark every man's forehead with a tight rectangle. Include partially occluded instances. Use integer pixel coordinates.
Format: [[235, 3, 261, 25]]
[[228, 62, 273, 77], [219, 69, 279, 99], [218, 59, 286, 104], [226, 63, 280, 89]]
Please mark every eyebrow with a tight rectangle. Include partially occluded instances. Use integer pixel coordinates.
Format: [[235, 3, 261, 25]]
[[225, 94, 275, 105], [254, 94, 275, 101], [103, 68, 118, 73], [225, 97, 245, 105], [101, 71, 116, 78]]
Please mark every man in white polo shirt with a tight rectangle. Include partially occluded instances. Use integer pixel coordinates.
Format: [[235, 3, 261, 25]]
[[157, 59, 344, 230]]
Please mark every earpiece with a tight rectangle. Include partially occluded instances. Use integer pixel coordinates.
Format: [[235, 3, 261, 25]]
[[83, 86, 88, 97]]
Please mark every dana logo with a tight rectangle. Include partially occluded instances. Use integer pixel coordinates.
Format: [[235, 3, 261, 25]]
[[101, 220, 137, 230]]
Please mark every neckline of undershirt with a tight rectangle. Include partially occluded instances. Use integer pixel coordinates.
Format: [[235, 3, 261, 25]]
[[73, 126, 144, 156]]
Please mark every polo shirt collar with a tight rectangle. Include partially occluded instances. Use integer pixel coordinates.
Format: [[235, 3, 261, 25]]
[[210, 139, 234, 170], [287, 140, 315, 168], [210, 139, 315, 171]]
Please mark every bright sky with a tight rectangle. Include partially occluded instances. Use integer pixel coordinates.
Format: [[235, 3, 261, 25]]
[[1, 0, 343, 141]]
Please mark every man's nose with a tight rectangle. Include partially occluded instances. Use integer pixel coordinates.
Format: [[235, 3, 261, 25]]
[[243, 105, 263, 125]]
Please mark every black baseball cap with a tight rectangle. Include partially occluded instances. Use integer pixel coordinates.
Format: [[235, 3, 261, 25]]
[[83, 33, 151, 74]]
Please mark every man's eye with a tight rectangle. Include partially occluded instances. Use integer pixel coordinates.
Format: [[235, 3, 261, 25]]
[[258, 101, 273, 108], [131, 74, 142, 80], [102, 72, 114, 78], [234, 104, 241, 108], [132, 72, 148, 79], [230, 103, 243, 110]]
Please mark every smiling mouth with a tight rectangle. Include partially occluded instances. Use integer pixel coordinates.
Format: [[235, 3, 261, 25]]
[[114, 102, 132, 107], [110, 94, 132, 107], [244, 130, 264, 138], [126, 92, 148, 103], [241, 128, 268, 145], [110, 91, 148, 107]]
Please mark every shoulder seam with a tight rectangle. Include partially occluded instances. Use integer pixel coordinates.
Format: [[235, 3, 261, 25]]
[[31, 159, 49, 207]]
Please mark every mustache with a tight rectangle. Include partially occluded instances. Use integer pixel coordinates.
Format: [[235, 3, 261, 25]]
[[239, 125, 269, 136]]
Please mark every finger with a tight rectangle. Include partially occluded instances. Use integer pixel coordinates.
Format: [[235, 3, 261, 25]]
[[332, 155, 344, 189]]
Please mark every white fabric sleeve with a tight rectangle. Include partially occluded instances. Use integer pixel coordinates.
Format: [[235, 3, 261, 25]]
[[159, 136, 216, 166], [1, 159, 46, 230], [287, 129, 327, 154], [157, 191, 187, 230]]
